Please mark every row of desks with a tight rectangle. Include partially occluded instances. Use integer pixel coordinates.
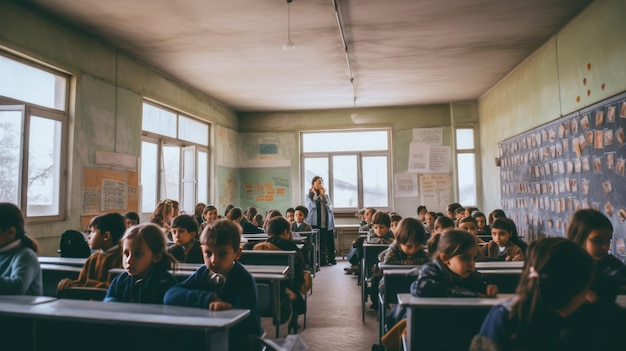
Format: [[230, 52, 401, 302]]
[[0, 295, 249, 351]]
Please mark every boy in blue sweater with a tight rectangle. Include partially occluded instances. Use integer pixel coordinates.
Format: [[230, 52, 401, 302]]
[[164, 219, 262, 350]]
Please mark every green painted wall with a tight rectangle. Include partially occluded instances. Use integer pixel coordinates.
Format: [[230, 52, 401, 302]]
[[0, 1, 238, 255], [479, 0, 626, 213]]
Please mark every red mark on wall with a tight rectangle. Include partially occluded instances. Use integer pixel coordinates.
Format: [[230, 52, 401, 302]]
[[587, 63, 591, 70], [583, 78, 587, 85], [587, 89, 591, 96], [601, 83, 606, 90]]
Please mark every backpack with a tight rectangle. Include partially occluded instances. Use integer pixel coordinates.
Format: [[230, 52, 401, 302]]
[[59, 230, 91, 258]]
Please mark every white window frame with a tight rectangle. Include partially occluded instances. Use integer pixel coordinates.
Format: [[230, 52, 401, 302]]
[[0, 52, 69, 221], [300, 129, 392, 213], [140, 101, 209, 215]]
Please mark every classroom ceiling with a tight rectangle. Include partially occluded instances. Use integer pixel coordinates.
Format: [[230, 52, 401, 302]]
[[22, 0, 591, 112]]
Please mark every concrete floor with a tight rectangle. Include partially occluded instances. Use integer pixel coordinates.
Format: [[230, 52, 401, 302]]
[[260, 258, 380, 350]]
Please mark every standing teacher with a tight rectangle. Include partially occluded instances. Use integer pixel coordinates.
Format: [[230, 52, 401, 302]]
[[305, 176, 336, 266]]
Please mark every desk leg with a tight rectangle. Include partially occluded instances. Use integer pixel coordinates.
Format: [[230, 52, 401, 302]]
[[405, 307, 414, 351], [205, 329, 228, 351], [273, 280, 282, 338]]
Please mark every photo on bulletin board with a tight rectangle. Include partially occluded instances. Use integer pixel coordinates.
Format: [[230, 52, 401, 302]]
[[499, 91, 626, 262]]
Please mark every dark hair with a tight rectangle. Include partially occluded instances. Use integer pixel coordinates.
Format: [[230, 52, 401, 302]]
[[426, 211, 438, 218], [124, 223, 176, 271], [511, 238, 594, 341], [224, 204, 235, 217], [203, 205, 217, 215], [566, 209, 613, 246], [226, 207, 243, 221], [194, 203, 206, 217], [488, 209, 506, 225], [394, 217, 426, 245], [285, 207, 295, 214], [471, 211, 486, 220], [434, 216, 455, 230], [446, 203, 462, 214], [90, 212, 125, 242], [311, 176, 323, 187], [253, 214, 263, 227], [200, 219, 241, 252], [267, 216, 290, 237], [372, 211, 391, 227], [390, 214, 403, 224], [0, 203, 38, 254], [123, 211, 140, 222], [455, 207, 466, 215], [429, 230, 477, 263], [294, 205, 308, 217], [417, 206, 427, 214], [492, 217, 527, 252], [171, 214, 199, 234], [245, 207, 258, 221], [457, 216, 478, 227]]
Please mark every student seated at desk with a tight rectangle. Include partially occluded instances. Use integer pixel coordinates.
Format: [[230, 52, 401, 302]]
[[345, 211, 394, 274], [105, 224, 177, 303], [290, 206, 312, 233], [482, 218, 524, 262], [471, 238, 625, 351], [370, 217, 430, 310], [567, 209, 626, 304], [164, 219, 262, 351], [255, 216, 309, 323], [168, 214, 203, 264], [0, 202, 42, 296], [57, 213, 124, 293]]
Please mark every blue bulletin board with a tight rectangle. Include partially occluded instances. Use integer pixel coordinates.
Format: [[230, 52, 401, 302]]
[[499, 91, 626, 262]]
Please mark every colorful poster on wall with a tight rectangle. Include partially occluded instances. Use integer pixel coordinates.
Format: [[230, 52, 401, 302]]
[[239, 168, 291, 215]]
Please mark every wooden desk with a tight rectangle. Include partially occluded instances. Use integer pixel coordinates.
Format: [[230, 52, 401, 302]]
[[0, 296, 250, 351], [398, 293, 513, 351]]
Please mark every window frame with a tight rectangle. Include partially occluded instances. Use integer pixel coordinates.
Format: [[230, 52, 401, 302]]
[[300, 129, 392, 213], [140, 101, 210, 216], [0, 51, 69, 221]]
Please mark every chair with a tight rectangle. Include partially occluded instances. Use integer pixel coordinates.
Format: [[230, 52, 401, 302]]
[[57, 287, 107, 301]]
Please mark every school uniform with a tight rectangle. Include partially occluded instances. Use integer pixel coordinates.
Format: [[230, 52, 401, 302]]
[[72, 244, 122, 288], [164, 262, 262, 350], [471, 296, 625, 351], [593, 254, 626, 303], [0, 239, 42, 295], [378, 241, 430, 265], [482, 240, 524, 261], [290, 221, 312, 232], [104, 268, 176, 303], [411, 260, 488, 297], [168, 238, 203, 263]]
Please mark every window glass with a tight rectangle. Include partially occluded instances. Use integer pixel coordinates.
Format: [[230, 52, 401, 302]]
[[141, 141, 158, 213], [179, 115, 208, 145], [303, 157, 328, 196], [362, 156, 388, 207], [0, 109, 23, 204], [457, 153, 477, 205], [197, 150, 208, 204], [332, 155, 358, 207], [456, 129, 474, 150], [303, 131, 388, 152], [162, 145, 180, 200], [0, 56, 67, 110], [27, 116, 62, 216], [142, 103, 176, 137]]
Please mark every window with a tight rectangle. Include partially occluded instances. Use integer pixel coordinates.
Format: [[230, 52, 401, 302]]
[[0, 53, 68, 219], [141, 102, 209, 215], [301, 130, 391, 211], [456, 128, 477, 206]]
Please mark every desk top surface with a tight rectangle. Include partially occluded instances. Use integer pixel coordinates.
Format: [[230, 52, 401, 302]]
[[0, 295, 56, 306], [476, 261, 524, 269], [397, 293, 514, 307], [29, 298, 249, 329], [38, 257, 87, 266], [40, 263, 83, 272]]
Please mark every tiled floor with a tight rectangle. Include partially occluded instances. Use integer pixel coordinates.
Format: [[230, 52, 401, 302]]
[[261, 258, 380, 350]]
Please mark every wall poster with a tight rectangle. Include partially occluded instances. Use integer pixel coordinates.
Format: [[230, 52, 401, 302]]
[[499, 91, 626, 262]]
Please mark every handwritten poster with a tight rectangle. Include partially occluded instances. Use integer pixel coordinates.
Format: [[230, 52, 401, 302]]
[[429, 146, 451, 173], [101, 179, 126, 211], [395, 173, 418, 197], [408, 142, 429, 173], [412, 128, 443, 145], [419, 173, 451, 212]]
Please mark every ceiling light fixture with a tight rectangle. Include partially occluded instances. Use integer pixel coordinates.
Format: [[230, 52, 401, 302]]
[[283, 0, 295, 50], [333, 0, 359, 123]]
